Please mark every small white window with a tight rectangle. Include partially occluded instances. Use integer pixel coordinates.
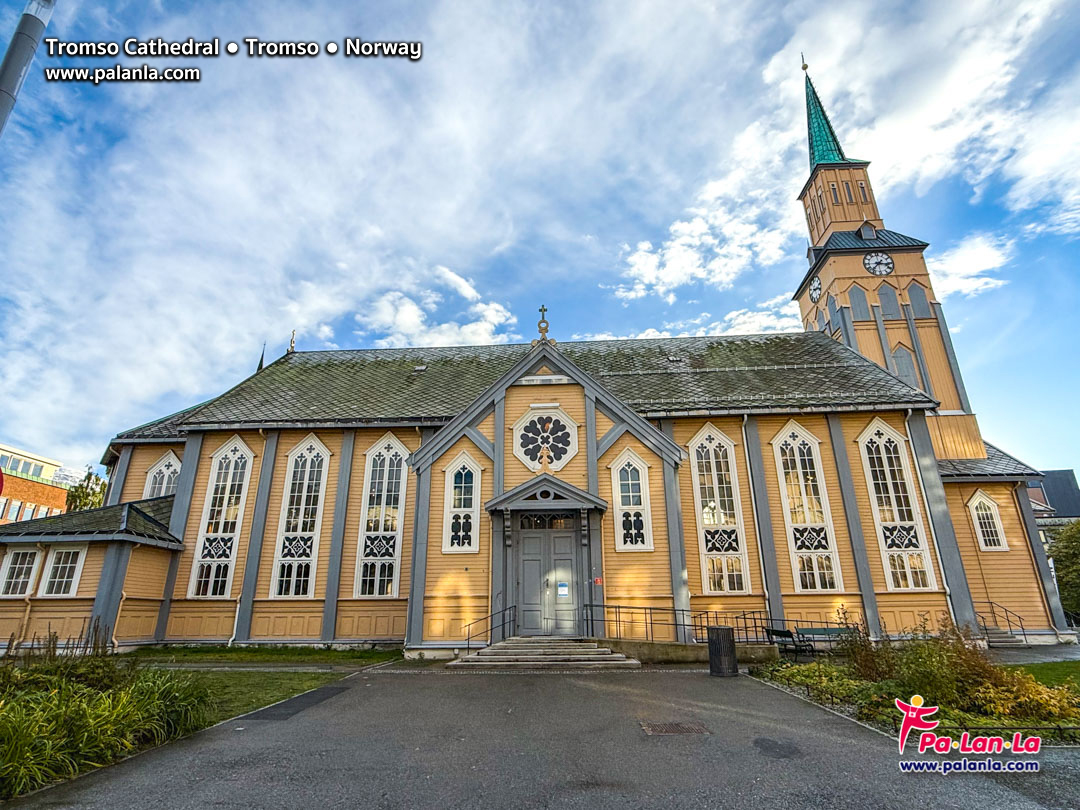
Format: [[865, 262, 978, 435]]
[[0, 499, 7, 520], [688, 425, 748, 592], [51, 508, 63, 517], [858, 420, 935, 590], [272, 435, 330, 597], [771, 421, 843, 592], [23, 503, 37, 521], [969, 491, 1008, 551], [36, 505, 49, 519], [442, 452, 482, 554], [6, 500, 22, 521], [355, 433, 409, 598], [143, 450, 182, 499], [609, 448, 654, 552], [188, 436, 253, 598], [38, 546, 87, 597], [0, 549, 41, 597]]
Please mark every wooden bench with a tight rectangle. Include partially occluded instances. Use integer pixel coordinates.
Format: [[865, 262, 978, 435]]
[[794, 626, 855, 652], [764, 627, 815, 659]]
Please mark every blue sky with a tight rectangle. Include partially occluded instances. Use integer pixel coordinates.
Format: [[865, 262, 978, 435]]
[[1, 0, 1078, 473]]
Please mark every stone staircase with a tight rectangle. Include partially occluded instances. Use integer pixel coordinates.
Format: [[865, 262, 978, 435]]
[[447, 636, 641, 670], [983, 625, 1026, 648]]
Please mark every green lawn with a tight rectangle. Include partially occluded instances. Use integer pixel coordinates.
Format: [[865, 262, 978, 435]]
[[196, 670, 348, 725], [1011, 660, 1080, 689], [123, 644, 401, 666]]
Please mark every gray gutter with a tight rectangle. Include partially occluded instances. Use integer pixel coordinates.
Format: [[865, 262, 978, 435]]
[[0, 532, 183, 550]]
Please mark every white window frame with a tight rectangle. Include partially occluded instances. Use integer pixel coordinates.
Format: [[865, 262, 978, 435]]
[[0, 548, 42, 598], [441, 451, 482, 554], [37, 544, 88, 597], [968, 490, 1009, 551], [6, 500, 22, 521], [0, 498, 7, 520], [23, 503, 37, 521], [608, 447, 655, 552], [770, 420, 844, 593], [271, 434, 331, 598], [354, 433, 409, 598], [187, 435, 254, 599], [686, 425, 749, 593], [856, 419, 936, 591], [143, 450, 182, 499]]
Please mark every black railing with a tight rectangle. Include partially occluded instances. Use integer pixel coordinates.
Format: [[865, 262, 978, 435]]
[[974, 600, 1028, 646], [1064, 609, 1080, 630], [581, 604, 855, 651], [464, 606, 517, 653]]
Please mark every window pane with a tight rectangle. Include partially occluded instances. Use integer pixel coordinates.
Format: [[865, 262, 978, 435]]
[[2, 551, 37, 595], [44, 550, 81, 595]]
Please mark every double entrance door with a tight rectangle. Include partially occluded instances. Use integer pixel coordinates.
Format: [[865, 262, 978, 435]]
[[516, 512, 580, 636]]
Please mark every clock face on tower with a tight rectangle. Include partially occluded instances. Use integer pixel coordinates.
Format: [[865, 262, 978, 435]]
[[863, 252, 894, 276], [808, 277, 822, 303]]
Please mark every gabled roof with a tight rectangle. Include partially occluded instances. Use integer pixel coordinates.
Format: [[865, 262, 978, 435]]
[[937, 442, 1041, 482], [485, 473, 607, 513], [1041, 469, 1080, 518], [111, 333, 934, 441], [794, 228, 929, 300], [0, 495, 181, 549]]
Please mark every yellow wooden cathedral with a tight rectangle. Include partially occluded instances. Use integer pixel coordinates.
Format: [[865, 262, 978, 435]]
[[0, 71, 1069, 652]]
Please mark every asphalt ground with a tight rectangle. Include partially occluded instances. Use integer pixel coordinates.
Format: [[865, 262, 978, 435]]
[[12, 670, 1079, 809]]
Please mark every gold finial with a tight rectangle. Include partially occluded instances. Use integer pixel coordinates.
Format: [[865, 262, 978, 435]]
[[538, 445, 553, 475], [801, 52, 808, 72], [288, 329, 296, 353]]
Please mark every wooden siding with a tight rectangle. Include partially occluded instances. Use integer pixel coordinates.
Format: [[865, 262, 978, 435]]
[[122, 546, 172, 599], [927, 414, 986, 460], [503, 383, 588, 492], [119, 443, 185, 503], [423, 436, 492, 641], [947, 482, 1052, 629]]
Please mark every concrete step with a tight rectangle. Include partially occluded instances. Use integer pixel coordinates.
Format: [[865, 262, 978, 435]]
[[466, 655, 630, 663], [477, 649, 615, 657], [447, 658, 641, 670], [494, 641, 599, 648]]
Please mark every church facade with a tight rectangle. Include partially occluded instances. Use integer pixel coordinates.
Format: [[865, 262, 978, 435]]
[[0, 74, 1070, 650]]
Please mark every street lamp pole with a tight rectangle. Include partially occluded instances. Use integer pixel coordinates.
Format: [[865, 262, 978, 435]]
[[0, 0, 56, 139]]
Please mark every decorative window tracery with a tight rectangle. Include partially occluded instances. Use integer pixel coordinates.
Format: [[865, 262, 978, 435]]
[[443, 452, 481, 553], [272, 435, 330, 598], [189, 437, 252, 598], [772, 421, 842, 592], [858, 420, 934, 590], [969, 491, 1008, 551], [356, 434, 408, 597], [688, 425, 748, 593], [512, 407, 579, 472], [609, 448, 653, 551], [143, 451, 182, 499], [518, 512, 577, 531]]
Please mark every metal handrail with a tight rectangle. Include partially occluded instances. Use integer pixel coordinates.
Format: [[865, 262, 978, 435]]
[[464, 605, 517, 653], [974, 600, 1028, 646], [1065, 609, 1080, 630]]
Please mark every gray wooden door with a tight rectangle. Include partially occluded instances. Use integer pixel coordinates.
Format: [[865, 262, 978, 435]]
[[515, 513, 580, 636]]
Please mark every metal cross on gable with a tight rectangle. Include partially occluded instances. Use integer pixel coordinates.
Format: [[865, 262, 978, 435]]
[[533, 304, 556, 346]]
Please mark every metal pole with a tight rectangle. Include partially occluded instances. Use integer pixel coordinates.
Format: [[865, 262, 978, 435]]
[[0, 0, 56, 139]]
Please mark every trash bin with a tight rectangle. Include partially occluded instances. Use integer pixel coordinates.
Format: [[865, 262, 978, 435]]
[[707, 625, 738, 677]]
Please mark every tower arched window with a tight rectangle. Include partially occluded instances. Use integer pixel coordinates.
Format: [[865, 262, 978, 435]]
[[272, 434, 330, 598], [771, 421, 841, 592], [143, 450, 182, 499], [443, 451, 481, 553], [688, 425, 748, 593], [858, 420, 934, 590]]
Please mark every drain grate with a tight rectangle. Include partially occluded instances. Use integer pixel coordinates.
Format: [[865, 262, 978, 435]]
[[640, 721, 710, 736]]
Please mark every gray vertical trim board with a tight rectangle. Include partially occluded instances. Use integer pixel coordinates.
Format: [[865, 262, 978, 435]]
[[321, 429, 356, 641], [90, 541, 132, 640], [1014, 486, 1068, 630], [155, 432, 203, 640], [405, 466, 432, 646], [490, 511, 507, 642], [872, 305, 897, 374], [234, 431, 279, 642], [659, 419, 691, 642], [105, 445, 133, 506], [906, 411, 977, 630], [826, 415, 882, 638], [587, 510, 605, 637], [493, 395, 505, 497], [903, 304, 935, 399], [744, 416, 784, 621], [838, 307, 856, 349], [585, 392, 598, 495], [933, 303, 972, 413]]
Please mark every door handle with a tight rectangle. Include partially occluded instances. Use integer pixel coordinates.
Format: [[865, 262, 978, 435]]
[[545, 578, 550, 588]]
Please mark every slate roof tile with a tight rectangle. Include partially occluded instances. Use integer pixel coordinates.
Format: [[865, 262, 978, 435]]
[[937, 442, 1041, 480], [0, 495, 180, 547]]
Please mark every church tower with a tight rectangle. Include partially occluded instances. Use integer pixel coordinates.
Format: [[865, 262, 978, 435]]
[[792, 69, 985, 461]]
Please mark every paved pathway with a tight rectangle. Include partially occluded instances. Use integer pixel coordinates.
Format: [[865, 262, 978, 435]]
[[989, 643, 1080, 665], [12, 671, 1079, 809]]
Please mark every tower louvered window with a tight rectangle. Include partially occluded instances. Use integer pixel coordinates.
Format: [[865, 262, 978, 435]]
[[773, 423, 841, 591], [190, 438, 252, 598], [859, 422, 933, 590], [273, 436, 329, 597], [443, 453, 481, 553], [689, 426, 747, 592], [357, 435, 408, 596]]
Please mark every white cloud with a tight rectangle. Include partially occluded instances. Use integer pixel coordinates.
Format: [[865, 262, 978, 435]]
[[926, 234, 1014, 299], [357, 293, 517, 349], [573, 294, 800, 340]]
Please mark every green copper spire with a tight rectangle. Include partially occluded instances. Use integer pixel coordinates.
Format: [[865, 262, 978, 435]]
[[804, 72, 863, 170]]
